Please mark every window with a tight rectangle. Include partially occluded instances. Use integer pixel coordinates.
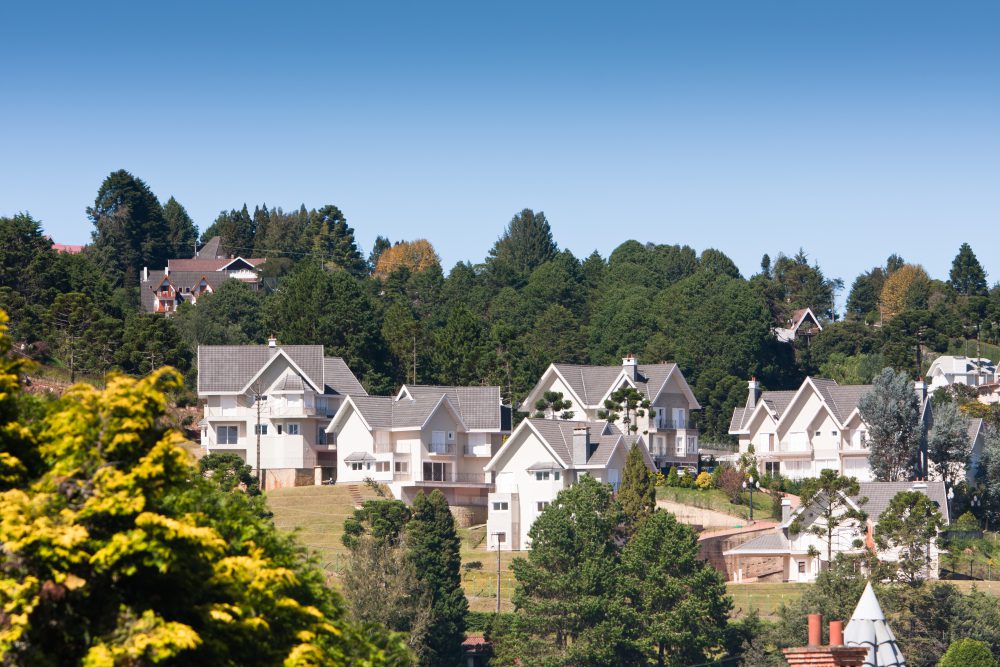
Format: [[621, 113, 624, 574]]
[[446, 431, 455, 442], [276, 425, 283, 435], [375, 461, 390, 473], [553, 471, 560, 480], [815, 431, 822, 437], [432, 431, 446, 446], [536, 501, 550, 512], [687, 436, 697, 454], [675, 436, 685, 456], [351, 462, 364, 471], [798, 561, 806, 574], [253, 424, 267, 435], [394, 461, 409, 473], [217, 425, 238, 445], [672, 408, 686, 428], [492, 501, 509, 511], [535, 471, 551, 481], [287, 423, 300, 435], [831, 431, 838, 436], [317, 428, 327, 445], [423, 461, 450, 481], [765, 461, 780, 476]]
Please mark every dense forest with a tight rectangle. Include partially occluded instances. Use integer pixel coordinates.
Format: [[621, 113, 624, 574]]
[[3, 169, 998, 442]]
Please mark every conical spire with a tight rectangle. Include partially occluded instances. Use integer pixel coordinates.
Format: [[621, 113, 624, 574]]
[[844, 583, 906, 666]]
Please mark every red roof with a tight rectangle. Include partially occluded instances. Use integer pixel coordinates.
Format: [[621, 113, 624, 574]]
[[52, 243, 85, 254]]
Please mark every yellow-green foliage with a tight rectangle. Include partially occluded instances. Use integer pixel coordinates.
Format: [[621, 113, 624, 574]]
[[0, 310, 410, 666], [695, 471, 713, 490]]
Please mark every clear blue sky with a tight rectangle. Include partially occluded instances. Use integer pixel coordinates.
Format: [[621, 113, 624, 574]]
[[2, 1, 998, 302]]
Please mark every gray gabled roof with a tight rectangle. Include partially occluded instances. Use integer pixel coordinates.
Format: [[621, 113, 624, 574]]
[[723, 531, 792, 555], [342, 385, 508, 432], [855, 481, 949, 525], [525, 419, 643, 469], [730, 378, 871, 432], [547, 362, 681, 407], [197, 344, 367, 397], [343, 452, 377, 462]]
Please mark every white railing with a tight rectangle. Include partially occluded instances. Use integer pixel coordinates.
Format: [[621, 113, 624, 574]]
[[778, 439, 811, 453], [426, 442, 455, 455]]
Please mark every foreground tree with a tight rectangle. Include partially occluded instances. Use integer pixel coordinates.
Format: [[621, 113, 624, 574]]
[[790, 469, 867, 565], [620, 511, 731, 665], [406, 491, 467, 667], [858, 367, 921, 481], [0, 343, 409, 663], [875, 491, 946, 583]]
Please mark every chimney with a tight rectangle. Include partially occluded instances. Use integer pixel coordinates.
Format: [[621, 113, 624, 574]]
[[747, 377, 760, 410], [573, 427, 591, 465], [267, 336, 278, 349], [914, 377, 926, 402], [143, 266, 149, 282], [781, 497, 792, 523], [622, 354, 638, 381], [164, 265, 169, 277], [783, 616, 869, 667]]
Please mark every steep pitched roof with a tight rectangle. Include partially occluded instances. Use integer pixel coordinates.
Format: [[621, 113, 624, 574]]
[[167, 257, 266, 272], [337, 385, 507, 432], [140, 270, 234, 312], [729, 378, 870, 433], [403, 385, 508, 430], [844, 583, 906, 666], [197, 236, 222, 258], [855, 481, 949, 524], [533, 362, 694, 410], [520, 419, 639, 469], [197, 344, 367, 396]]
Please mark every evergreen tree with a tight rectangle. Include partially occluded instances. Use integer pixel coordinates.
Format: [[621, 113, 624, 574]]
[[874, 491, 946, 583], [939, 639, 998, 667], [0, 213, 63, 341], [858, 367, 922, 481], [949, 242, 988, 296], [790, 469, 867, 564], [975, 425, 1000, 529], [310, 204, 366, 275], [620, 511, 731, 665], [203, 204, 255, 257], [487, 208, 558, 287], [47, 292, 118, 381], [162, 196, 198, 258], [431, 304, 485, 385], [88, 169, 170, 285], [369, 235, 393, 272], [617, 444, 656, 529], [117, 313, 191, 376], [928, 399, 973, 487], [251, 204, 271, 256], [532, 390, 574, 419], [598, 385, 650, 435], [406, 490, 467, 667]]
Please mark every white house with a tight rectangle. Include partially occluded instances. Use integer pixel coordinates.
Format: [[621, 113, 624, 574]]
[[724, 481, 950, 582], [326, 384, 511, 508], [926, 355, 997, 392], [483, 419, 655, 551], [198, 338, 367, 489], [773, 307, 823, 344], [521, 356, 701, 471], [729, 377, 936, 482]]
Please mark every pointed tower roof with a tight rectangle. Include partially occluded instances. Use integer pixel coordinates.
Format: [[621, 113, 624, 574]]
[[844, 583, 906, 666]]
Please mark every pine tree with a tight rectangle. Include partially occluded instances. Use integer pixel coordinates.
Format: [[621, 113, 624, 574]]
[[949, 242, 988, 296], [487, 208, 558, 287], [88, 169, 170, 285], [617, 444, 656, 529], [858, 367, 922, 481], [598, 385, 650, 435], [406, 490, 467, 667], [790, 469, 867, 564], [532, 390, 574, 419], [310, 204, 366, 275], [369, 235, 392, 272], [874, 490, 946, 583], [162, 196, 198, 258]]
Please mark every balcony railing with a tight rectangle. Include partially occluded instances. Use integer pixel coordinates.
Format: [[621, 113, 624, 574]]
[[778, 439, 811, 453], [426, 442, 455, 455], [414, 472, 490, 485], [652, 417, 692, 430]]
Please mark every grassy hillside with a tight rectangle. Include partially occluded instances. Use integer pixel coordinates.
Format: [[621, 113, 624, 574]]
[[657, 486, 775, 522]]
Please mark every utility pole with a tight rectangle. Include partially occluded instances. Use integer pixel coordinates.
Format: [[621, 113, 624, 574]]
[[492, 532, 504, 613]]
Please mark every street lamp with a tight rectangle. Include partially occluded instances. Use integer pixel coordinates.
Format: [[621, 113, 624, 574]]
[[972, 495, 982, 529], [947, 487, 955, 522], [491, 532, 505, 613], [743, 476, 761, 523]]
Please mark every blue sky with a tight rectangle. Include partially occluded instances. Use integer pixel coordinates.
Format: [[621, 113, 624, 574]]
[[1, 1, 998, 302]]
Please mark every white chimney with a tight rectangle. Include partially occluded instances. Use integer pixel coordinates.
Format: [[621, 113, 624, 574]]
[[914, 378, 926, 402], [781, 497, 792, 523], [164, 266, 169, 277], [142, 267, 149, 282], [267, 336, 277, 348], [622, 354, 638, 381], [573, 427, 591, 465], [748, 377, 761, 410]]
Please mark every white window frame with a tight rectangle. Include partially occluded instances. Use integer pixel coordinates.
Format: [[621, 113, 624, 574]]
[[374, 461, 390, 473], [675, 436, 685, 456], [492, 501, 509, 511], [672, 408, 686, 429], [217, 425, 238, 445], [287, 423, 300, 436], [535, 471, 551, 481], [394, 461, 409, 473], [253, 424, 267, 436], [536, 501, 550, 512]]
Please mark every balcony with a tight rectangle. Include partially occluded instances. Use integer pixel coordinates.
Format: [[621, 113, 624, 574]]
[[426, 442, 455, 455], [412, 472, 491, 486], [776, 439, 812, 456]]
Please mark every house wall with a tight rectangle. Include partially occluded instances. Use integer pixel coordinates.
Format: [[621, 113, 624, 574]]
[[336, 409, 379, 484], [546, 376, 589, 420]]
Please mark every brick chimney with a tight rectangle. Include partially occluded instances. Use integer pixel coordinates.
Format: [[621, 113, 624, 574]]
[[782, 615, 869, 667]]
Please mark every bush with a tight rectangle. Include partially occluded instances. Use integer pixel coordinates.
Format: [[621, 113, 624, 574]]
[[654, 471, 666, 487], [665, 467, 680, 487], [717, 467, 744, 503], [938, 638, 998, 667], [695, 471, 713, 490], [955, 511, 980, 532], [678, 470, 694, 488]]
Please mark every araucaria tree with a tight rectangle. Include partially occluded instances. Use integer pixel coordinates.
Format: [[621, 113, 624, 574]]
[[598, 385, 650, 435], [406, 490, 467, 667], [617, 444, 656, 528], [928, 399, 973, 487], [858, 367, 922, 481], [949, 242, 988, 296], [874, 490, 946, 583], [790, 469, 867, 565], [533, 390, 574, 419]]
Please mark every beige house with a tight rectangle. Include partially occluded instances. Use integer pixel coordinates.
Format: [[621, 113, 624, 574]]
[[724, 481, 949, 582], [198, 339, 366, 489], [521, 356, 701, 471], [326, 385, 511, 508], [484, 419, 655, 551]]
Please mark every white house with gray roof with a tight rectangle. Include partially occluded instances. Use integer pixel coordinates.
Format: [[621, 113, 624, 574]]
[[729, 376, 937, 482], [325, 384, 511, 507], [197, 339, 366, 489], [521, 356, 701, 471], [724, 481, 950, 583], [483, 419, 655, 551]]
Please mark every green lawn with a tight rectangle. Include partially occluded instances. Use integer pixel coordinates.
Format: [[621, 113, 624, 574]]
[[656, 486, 776, 521]]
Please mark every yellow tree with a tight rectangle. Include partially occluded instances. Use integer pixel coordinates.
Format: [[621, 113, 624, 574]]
[[879, 264, 929, 322], [0, 310, 410, 666], [373, 240, 441, 279]]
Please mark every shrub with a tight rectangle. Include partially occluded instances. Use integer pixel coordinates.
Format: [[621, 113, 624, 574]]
[[938, 638, 998, 667], [654, 471, 666, 487], [717, 467, 744, 503], [678, 469, 694, 488], [665, 467, 680, 487], [955, 511, 980, 532], [695, 471, 713, 490]]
